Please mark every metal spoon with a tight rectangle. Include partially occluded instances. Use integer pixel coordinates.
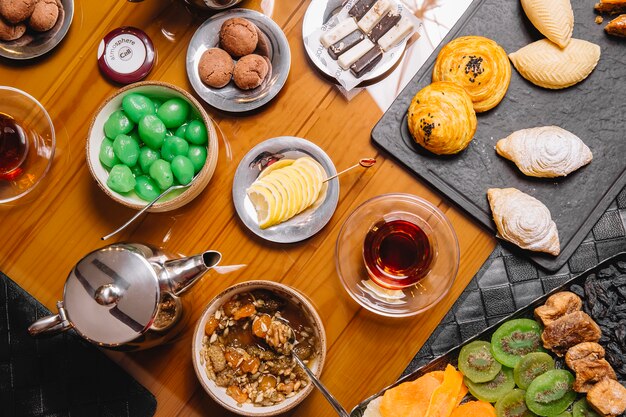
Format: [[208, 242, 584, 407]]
[[274, 318, 350, 417], [323, 157, 376, 183], [101, 175, 198, 241]]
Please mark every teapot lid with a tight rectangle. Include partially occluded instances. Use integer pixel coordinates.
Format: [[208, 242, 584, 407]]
[[63, 244, 160, 346]]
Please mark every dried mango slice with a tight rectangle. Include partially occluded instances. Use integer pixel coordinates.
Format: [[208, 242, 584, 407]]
[[380, 373, 442, 417], [424, 364, 465, 417]]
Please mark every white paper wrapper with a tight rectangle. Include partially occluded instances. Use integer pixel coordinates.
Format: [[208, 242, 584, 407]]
[[304, 0, 422, 92]]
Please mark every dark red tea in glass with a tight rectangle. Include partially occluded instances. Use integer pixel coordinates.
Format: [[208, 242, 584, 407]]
[[363, 219, 433, 290], [0, 113, 28, 178]]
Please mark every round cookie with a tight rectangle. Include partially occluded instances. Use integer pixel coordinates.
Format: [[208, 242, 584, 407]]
[[29, 0, 59, 32], [0, 17, 25, 40], [219, 17, 258, 58], [0, 0, 36, 24], [198, 47, 234, 89], [233, 54, 269, 90]]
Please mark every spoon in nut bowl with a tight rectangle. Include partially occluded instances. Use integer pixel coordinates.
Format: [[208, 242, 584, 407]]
[[269, 317, 350, 417], [101, 173, 200, 241]]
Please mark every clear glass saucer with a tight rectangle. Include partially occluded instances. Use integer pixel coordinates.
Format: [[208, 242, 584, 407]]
[[335, 193, 459, 317]]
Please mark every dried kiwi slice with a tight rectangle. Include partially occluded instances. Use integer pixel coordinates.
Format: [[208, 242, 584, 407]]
[[465, 367, 516, 403], [514, 352, 555, 390], [572, 398, 601, 417], [556, 413, 573, 417], [491, 319, 544, 368], [495, 388, 537, 417], [525, 369, 576, 417], [459, 340, 503, 383]]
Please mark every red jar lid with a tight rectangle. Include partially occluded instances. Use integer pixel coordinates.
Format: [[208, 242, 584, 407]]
[[97, 27, 156, 84]]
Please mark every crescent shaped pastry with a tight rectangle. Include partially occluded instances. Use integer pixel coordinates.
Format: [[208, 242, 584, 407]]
[[432, 36, 511, 112], [407, 81, 477, 155], [487, 188, 560, 256], [496, 126, 593, 178], [521, 0, 574, 48], [509, 39, 601, 89]]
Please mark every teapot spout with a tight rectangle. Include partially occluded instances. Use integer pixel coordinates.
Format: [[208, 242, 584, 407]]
[[162, 251, 222, 295]]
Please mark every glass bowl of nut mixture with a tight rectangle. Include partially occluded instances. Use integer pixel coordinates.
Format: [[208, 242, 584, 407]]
[[192, 280, 327, 416]]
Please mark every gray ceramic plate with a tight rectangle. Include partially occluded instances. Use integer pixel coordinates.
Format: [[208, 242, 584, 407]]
[[0, 0, 73, 60], [233, 137, 339, 243], [186, 9, 291, 112], [302, 0, 408, 84]]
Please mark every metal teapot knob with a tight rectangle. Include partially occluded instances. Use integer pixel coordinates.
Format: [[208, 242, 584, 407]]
[[94, 284, 122, 306]]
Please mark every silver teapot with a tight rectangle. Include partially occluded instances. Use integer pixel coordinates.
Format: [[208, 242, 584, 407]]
[[28, 243, 222, 351]]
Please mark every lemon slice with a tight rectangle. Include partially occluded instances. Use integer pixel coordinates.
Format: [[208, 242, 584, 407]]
[[267, 170, 299, 220], [258, 178, 288, 225], [283, 166, 310, 213], [288, 164, 316, 209], [258, 159, 294, 180], [247, 184, 279, 229], [294, 158, 325, 205]]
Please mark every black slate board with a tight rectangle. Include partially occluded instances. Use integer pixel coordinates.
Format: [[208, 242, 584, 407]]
[[0, 272, 157, 417], [402, 184, 626, 376], [371, 0, 626, 271], [350, 252, 626, 417]]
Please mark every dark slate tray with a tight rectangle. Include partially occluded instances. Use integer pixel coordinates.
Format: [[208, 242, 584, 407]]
[[371, 0, 626, 271], [350, 251, 626, 417], [0, 272, 157, 417]]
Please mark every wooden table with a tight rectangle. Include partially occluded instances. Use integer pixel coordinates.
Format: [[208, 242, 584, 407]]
[[0, 0, 495, 415]]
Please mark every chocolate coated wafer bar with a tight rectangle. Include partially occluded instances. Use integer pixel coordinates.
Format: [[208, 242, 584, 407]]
[[320, 18, 359, 48], [338, 38, 375, 69], [378, 16, 415, 51], [357, 0, 393, 33], [368, 11, 401, 42], [348, 0, 377, 20], [328, 30, 365, 60], [350, 46, 383, 77]]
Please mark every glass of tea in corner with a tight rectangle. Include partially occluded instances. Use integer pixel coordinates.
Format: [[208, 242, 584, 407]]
[[335, 194, 460, 317], [0, 87, 55, 204]]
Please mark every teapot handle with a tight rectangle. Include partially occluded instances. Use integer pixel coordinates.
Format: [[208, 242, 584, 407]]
[[28, 301, 72, 337]]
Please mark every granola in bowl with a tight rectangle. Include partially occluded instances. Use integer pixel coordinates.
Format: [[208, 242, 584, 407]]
[[194, 282, 325, 414]]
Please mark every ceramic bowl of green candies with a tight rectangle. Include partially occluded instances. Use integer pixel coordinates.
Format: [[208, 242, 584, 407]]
[[86, 81, 218, 212]]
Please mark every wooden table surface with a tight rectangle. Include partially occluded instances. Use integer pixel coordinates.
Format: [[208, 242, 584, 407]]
[[0, 0, 495, 415]]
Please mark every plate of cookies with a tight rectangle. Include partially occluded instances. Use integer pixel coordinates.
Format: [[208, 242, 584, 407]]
[[186, 8, 291, 113], [0, 0, 73, 59]]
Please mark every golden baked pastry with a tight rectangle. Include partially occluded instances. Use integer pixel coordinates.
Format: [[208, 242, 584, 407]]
[[487, 188, 560, 256], [606, 14, 626, 37], [595, 0, 626, 15], [509, 39, 601, 89], [496, 126, 593, 178], [432, 36, 511, 112], [407, 81, 477, 155], [521, 0, 574, 48]]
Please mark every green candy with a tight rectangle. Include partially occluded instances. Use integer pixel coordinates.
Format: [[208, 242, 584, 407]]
[[149, 159, 174, 190], [121, 93, 155, 123], [187, 145, 207, 173], [171, 155, 194, 185], [152, 99, 162, 113], [157, 98, 190, 128], [161, 136, 189, 162], [185, 120, 208, 145], [113, 134, 140, 167], [135, 175, 161, 201], [138, 114, 167, 150], [104, 110, 134, 139], [107, 164, 136, 193], [139, 147, 160, 173], [130, 164, 143, 177], [99, 138, 119, 169], [129, 130, 140, 143], [175, 123, 188, 138]]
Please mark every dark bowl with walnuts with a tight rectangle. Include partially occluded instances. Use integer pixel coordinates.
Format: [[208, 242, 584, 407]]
[[192, 280, 327, 416]]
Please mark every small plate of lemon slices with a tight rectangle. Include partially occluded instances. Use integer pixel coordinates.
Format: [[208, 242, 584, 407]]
[[233, 136, 339, 243]]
